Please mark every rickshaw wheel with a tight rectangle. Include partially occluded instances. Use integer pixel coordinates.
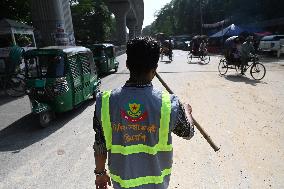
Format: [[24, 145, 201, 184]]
[[218, 59, 228, 75], [250, 63, 266, 80], [39, 111, 53, 128]]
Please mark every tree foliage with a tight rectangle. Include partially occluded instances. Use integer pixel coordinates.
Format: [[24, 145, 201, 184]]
[[71, 0, 113, 44], [143, 0, 284, 36], [0, 0, 113, 44], [0, 0, 32, 24]]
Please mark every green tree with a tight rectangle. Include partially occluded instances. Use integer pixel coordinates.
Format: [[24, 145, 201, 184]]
[[148, 0, 284, 36], [142, 25, 154, 36], [71, 0, 112, 44], [152, 2, 176, 36], [0, 0, 32, 24]]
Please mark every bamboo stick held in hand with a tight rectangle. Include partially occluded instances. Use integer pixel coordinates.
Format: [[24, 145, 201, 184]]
[[156, 73, 220, 152]]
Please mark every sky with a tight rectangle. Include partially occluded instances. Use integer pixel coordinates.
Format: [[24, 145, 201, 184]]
[[142, 0, 172, 28]]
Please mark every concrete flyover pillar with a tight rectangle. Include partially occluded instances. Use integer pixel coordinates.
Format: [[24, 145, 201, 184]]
[[31, 0, 75, 46], [127, 18, 137, 40], [106, 1, 130, 45], [135, 25, 142, 37], [129, 0, 144, 37]]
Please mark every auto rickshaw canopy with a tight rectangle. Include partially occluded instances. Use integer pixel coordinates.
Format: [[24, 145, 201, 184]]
[[24, 46, 92, 57], [87, 43, 115, 57]]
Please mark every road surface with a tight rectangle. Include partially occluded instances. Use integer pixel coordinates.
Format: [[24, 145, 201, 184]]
[[0, 50, 284, 188]]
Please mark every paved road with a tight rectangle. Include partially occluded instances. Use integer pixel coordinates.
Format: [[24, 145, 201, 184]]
[[0, 51, 284, 188]]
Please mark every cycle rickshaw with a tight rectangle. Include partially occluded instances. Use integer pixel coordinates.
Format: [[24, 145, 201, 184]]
[[160, 41, 173, 61], [218, 54, 266, 80], [218, 35, 266, 80], [187, 35, 210, 64], [155, 33, 173, 61]]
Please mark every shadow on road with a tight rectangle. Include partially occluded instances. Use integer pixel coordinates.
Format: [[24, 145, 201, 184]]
[[108, 72, 129, 75], [224, 75, 267, 86], [0, 99, 95, 152], [0, 93, 26, 106], [98, 70, 118, 79], [187, 61, 209, 66], [102, 71, 221, 75], [160, 60, 172, 64], [159, 60, 172, 64], [187, 61, 199, 65]]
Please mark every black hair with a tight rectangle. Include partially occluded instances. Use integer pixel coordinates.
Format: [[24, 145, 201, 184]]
[[126, 37, 160, 75]]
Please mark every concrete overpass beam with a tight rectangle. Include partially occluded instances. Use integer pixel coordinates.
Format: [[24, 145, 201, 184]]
[[107, 1, 130, 45], [135, 25, 142, 37], [127, 18, 137, 40], [130, 0, 144, 37]]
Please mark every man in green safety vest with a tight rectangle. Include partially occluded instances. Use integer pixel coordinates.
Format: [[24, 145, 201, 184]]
[[93, 37, 195, 189]]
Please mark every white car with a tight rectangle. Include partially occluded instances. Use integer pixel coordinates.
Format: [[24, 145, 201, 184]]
[[259, 35, 284, 58]]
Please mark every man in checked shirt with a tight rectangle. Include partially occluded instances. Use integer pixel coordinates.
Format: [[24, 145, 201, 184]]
[[93, 37, 194, 189]]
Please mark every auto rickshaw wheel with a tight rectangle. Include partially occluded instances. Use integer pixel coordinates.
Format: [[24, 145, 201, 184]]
[[39, 111, 54, 128], [114, 66, 118, 72]]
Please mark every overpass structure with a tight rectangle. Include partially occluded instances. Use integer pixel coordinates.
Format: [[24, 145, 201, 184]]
[[106, 0, 144, 44], [31, 0, 144, 46]]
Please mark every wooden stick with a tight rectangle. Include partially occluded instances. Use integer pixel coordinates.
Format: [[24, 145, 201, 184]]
[[156, 72, 220, 152]]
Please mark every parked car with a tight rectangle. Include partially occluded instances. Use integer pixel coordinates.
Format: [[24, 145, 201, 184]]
[[174, 40, 187, 49], [172, 35, 191, 50], [259, 35, 284, 58]]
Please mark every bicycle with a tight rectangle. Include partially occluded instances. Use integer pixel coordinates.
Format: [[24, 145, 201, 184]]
[[218, 55, 266, 80]]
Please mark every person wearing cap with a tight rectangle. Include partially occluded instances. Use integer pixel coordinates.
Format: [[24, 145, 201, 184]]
[[93, 37, 194, 189]]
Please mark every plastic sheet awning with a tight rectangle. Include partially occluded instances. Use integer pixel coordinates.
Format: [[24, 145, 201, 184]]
[[210, 24, 244, 38]]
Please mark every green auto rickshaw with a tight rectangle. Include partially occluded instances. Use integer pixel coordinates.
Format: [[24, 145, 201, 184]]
[[88, 43, 119, 75], [24, 46, 101, 127]]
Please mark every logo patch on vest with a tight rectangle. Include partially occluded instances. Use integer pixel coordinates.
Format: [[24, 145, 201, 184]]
[[120, 101, 148, 123]]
